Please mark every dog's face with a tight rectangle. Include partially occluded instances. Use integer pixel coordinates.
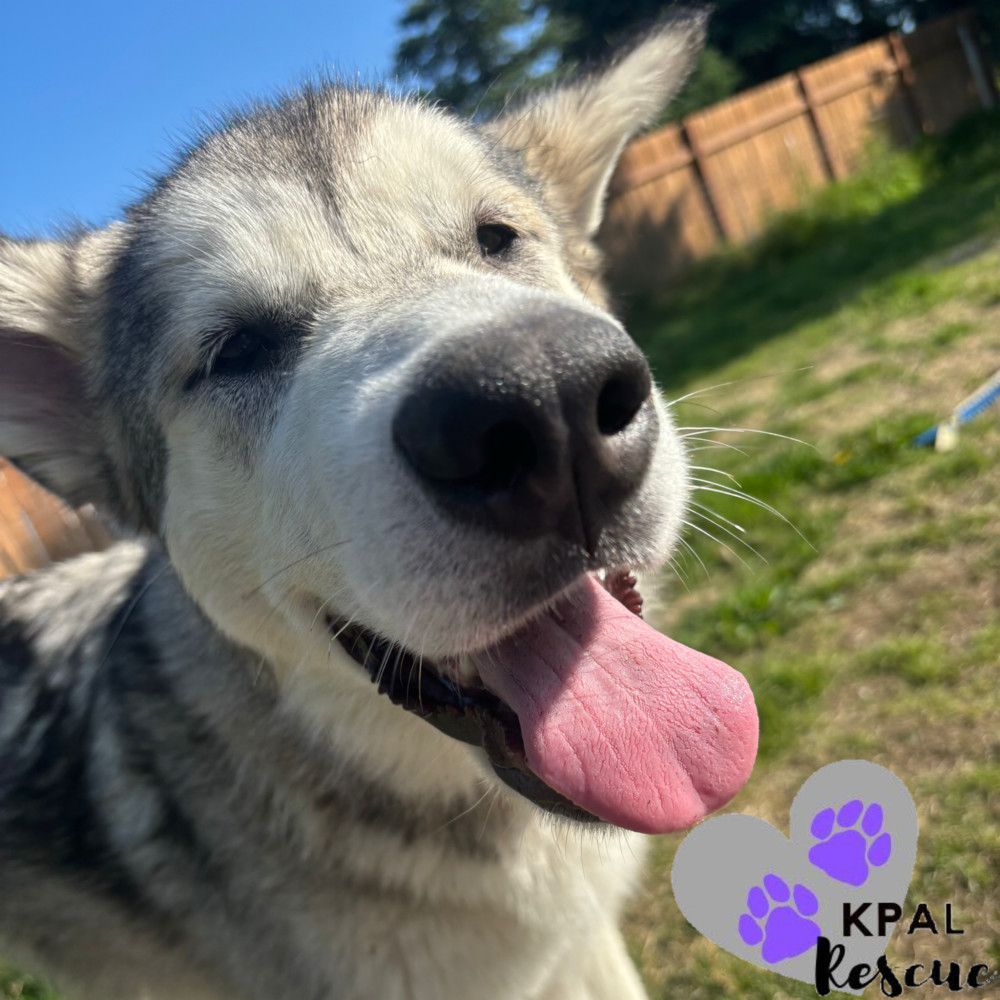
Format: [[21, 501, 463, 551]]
[[0, 14, 759, 833], [145, 93, 685, 663]]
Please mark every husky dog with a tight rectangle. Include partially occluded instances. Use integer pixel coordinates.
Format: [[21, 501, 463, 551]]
[[0, 12, 757, 1000]]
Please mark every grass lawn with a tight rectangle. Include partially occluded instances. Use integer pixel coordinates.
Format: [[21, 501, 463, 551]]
[[625, 110, 1000, 997], [4, 112, 1000, 1000]]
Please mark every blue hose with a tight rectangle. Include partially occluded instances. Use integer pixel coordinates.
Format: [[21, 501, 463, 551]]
[[913, 368, 1000, 447]]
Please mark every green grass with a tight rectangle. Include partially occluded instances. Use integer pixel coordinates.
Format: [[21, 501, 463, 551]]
[[0, 967, 59, 1000], [927, 319, 975, 352], [626, 110, 1000, 998]]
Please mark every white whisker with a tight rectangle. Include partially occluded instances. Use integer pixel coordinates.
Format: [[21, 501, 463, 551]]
[[428, 786, 494, 838], [691, 484, 815, 549], [677, 536, 711, 580], [679, 426, 819, 450], [669, 367, 813, 407], [664, 556, 692, 593], [689, 500, 746, 534], [689, 467, 744, 486], [690, 509, 767, 564], [686, 439, 751, 457], [682, 519, 752, 570]]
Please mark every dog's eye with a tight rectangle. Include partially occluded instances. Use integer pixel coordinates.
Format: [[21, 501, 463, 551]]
[[476, 223, 518, 258], [210, 320, 284, 378]]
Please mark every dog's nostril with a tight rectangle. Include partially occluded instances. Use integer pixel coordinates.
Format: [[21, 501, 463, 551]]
[[596, 371, 649, 436], [473, 420, 537, 493], [393, 391, 542, 499]]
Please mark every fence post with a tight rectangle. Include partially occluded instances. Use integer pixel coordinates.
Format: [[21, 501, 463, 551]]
[[957, 12, 997, 110], [796, 69, 845, 180], [888, 31, 928, 136], [681, 119, 739, 244]]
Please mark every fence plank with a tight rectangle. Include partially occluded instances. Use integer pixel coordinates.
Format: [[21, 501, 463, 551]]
[[598, 10, 991, 294], [686, 73, 829, 243], [0, 459, 113, 580]]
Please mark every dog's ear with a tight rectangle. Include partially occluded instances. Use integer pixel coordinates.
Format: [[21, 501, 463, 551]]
[[0, 232, 116, 508], [492, 10, 706, 239]]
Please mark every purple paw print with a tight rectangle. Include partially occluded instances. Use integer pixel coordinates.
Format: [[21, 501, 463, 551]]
[[738, 874, 821, 965], [809, 800, 891, 887]]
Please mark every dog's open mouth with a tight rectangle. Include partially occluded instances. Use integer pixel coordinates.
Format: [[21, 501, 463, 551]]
[[332, 571, 758, 834]]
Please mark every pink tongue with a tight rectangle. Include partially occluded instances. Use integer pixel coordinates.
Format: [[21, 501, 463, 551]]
[[476, 576, 758, 834]]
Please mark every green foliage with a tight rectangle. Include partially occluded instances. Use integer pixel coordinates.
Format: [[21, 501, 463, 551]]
[[0, 966, 60, 1000], [394, 0, 562, 113], [392, 0, 995, 120]]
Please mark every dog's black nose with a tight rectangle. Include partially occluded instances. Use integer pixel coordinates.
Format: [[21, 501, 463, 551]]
[[392, 308, 657, 550]]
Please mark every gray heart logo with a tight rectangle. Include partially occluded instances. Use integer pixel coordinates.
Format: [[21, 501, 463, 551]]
[[672, 760, 918, 991]]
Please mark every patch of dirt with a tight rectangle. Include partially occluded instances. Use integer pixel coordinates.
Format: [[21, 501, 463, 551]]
[[837, 542, 999, 653], [806, 329, 1000, 442], [808, 341, 881, 385]]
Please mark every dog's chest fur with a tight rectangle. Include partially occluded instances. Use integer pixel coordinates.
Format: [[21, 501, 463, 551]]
[[0, 542, 644, 1000]]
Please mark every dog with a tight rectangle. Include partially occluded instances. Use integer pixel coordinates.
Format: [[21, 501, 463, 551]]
[[0, 11, 758, 999]]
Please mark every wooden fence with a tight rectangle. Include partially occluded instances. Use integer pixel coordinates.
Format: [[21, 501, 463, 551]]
[[0, 458, 112, 580], [598, 10, 997, 294]]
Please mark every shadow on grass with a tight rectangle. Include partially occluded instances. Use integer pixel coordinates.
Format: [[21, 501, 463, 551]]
[[624, 111, 1000, 393]]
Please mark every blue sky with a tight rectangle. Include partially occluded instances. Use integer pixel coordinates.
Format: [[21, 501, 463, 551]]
[[1, 1, 402, 236]]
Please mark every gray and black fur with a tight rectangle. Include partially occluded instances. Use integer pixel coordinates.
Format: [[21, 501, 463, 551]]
[[0, 14, 708, 1000]]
